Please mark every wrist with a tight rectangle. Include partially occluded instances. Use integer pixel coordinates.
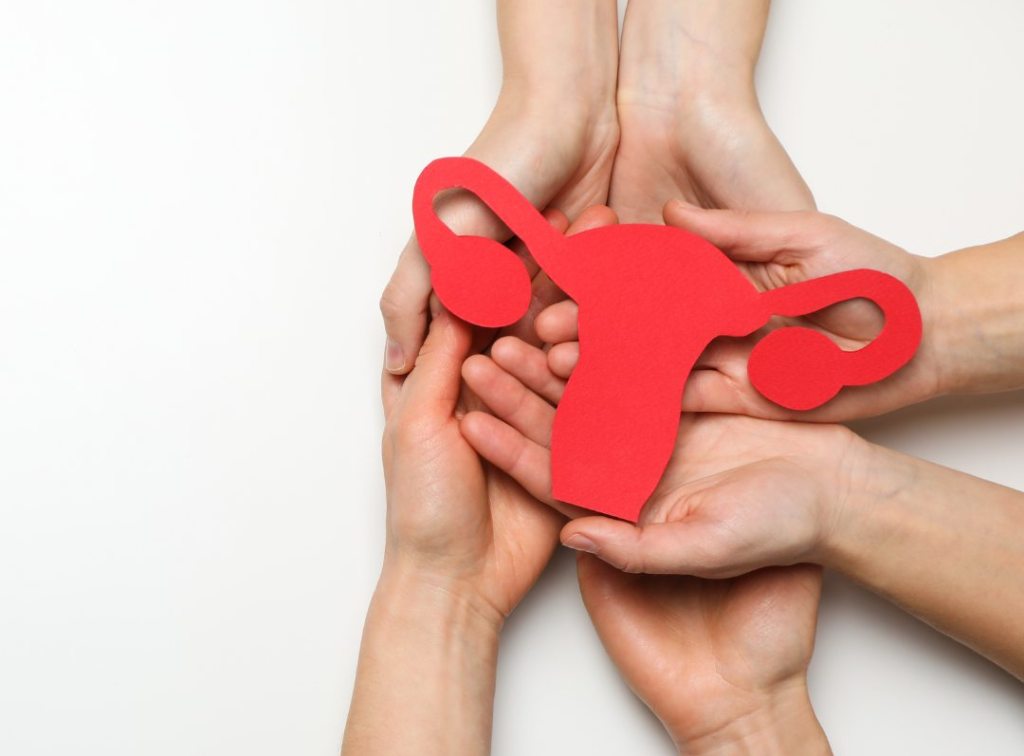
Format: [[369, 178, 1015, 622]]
[[913, 252, 960, 398], [343, 563, 501, 754], [617, 0, 761, 134], [498, 1, 618, 125], [922, 240, 1024, 396], [675, 682, 830, 756], [818, 438, 917, 576], [376, 559, 506, 639], [489, 85, 615, 148]]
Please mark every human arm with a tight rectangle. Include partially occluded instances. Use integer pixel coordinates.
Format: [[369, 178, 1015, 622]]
[[343, 570, 502, 754], [345, 209, 617, 754], [535, 209, 1024, 421], [381, 0, 619, 373], [342, 308, 562, 755]]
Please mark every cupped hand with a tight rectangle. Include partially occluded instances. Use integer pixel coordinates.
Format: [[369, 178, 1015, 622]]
[[459, 335, 867, 578], [380, 306, 563, 627], [611, 0, 813, 222], [577, 556, 828, 753], [537, 206, 945, 422], [381, 8, 620, 374]]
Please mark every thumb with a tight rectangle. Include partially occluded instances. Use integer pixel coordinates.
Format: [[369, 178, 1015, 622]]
[[663, 200, 829, 263], [560, 516, 739, 578], [401, 306, 472, 415], [380, 236, 434, 375]]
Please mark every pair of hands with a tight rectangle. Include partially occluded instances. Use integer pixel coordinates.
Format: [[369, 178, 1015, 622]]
[[380, 0, 813, 375]]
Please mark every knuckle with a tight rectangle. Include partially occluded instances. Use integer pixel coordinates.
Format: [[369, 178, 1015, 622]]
[[616, 551, 645, 575], [378, 285, 405, 321]]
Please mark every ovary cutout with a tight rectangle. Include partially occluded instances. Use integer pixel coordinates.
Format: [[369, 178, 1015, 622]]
[[413, 157, 922, 522]]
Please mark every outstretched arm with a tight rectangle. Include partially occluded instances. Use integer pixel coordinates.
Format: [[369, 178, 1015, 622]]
[[346, 212, 613, 755], [535, 210, 1024, 421], [825, 438, 1024, 675], [926, 231, 1024, 396]]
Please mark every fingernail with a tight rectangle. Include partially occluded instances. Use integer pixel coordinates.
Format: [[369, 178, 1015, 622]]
[[385, 339, 405, 373], [564, 533, 597, 554]]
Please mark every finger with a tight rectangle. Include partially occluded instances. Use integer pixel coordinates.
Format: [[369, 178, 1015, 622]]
[[461, 354, 555, 446], [568, 204, 619, 233], [663, 201, 834, 263], [491, 336, 565, 404], [381, 368, 403, 418], [547, 341, 579, 379], [380, 236, 435, 375], [505, 206, 615, 346], [680, 370, 750, 414], [459, 410, 555, 505], [561, 517, 740, 577], [500, 210, 569, 345], [535, 300, 579, 344], [401, 308, 473, 415], [500, 266, 567, 346], [546, 208, 570, 234]]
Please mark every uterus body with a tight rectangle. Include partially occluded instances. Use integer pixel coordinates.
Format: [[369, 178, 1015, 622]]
[[413, 157, 921, 522], [542, 224, 769, 520]]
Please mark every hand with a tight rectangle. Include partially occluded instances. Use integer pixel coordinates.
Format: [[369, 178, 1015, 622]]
[[381, 207, 618, 625], [611, 0, 813, 221], [577, 556, 829, 754], [537, 207, 945, 422], [348, 209, 621, 756], [381, 0, 620, 374], [380, 308, 563, 628], [459, 336, 862, 577]]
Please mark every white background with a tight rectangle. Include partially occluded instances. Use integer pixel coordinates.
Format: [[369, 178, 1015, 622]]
[[2, 1, 1023, 753]]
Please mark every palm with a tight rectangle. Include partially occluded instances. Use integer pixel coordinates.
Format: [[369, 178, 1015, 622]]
[[578, 554, 821, 743], [445, 388, 564, 619], [610, 102, 811, 222], [609, 1, 814, 223], [734, 223, 922, 342], [381, 316, 562, 623], [610, 414, 850, 580]]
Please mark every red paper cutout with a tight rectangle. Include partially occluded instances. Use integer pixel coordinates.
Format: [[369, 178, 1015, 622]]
[[414, 157, 923, 522]]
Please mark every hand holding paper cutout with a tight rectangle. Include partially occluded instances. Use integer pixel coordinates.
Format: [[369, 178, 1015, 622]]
[[379, 0, 618, 375], [541, 206, 939, 422], [415, 158, 922, 521], [461, 337, 856, 571], [379, 310, 562, 626]]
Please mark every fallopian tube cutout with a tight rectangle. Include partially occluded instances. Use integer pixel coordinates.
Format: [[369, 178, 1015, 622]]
[[414, 157, 922, 522]]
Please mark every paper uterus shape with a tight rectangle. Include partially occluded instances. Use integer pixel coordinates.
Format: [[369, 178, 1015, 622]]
[[413, 157, 922, 522]]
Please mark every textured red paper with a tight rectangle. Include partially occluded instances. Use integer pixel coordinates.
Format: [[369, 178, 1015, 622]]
[[413, 157, 922, 522]]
